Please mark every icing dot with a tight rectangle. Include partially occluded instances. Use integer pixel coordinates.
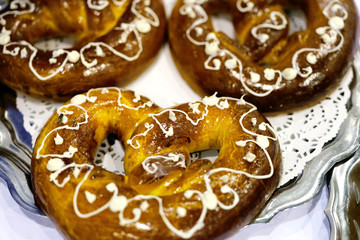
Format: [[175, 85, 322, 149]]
[[225, 58, 237, 69], [184, 190, 193, 199], [316, 27, 327, 35], [49, 58, 57, 64], [20, 48, 28, 58], [306, 52, 317, 65], [235, 140, 246, 147], [135, 19, 151, 33], [205, 42, 219, 55], [106, 182, 117, 192], [101, 88, 109, 94], [321, 34, 331, 44], [71, 94, 87, 105], [85, 191, 96, 204], [256, 135, 270, 149], [244, 152, 256, 162], [169, 110, 177, 122], [219, 99, 229, 109], [258, 122, 267, 131], [203, 192, 218, 210], [202, 93, 219, 106], [212, 59, 221, 69], [251, 117, 257, 126], [219, 174, 230, 182], [282, 68, 297, 80], [68, 50, 80, 63], [221, 185, 232, 193], [140, 201, 149, 211], [61, 115, 68, 124], [46, 158, 65, 171], [257, 33, 269, 43], [53, 49, 65, 58], [109, 195, 127, 212], [96, 45, 105, 57], [165, 127, 174, 137], [189, 102, 201, 114], [176, 207, 187, 218], [250, 71, 261, 83], [54, 133, 64, 145], [329, 16, 345, 30], [194, 27, 203, 36], [0, 32, 10, 45], [264, 68, 275, 81], [73, 167, 80, 178]]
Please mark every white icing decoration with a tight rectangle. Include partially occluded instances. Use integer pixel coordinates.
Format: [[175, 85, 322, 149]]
[[251, 11, 288, 44], [71, 94, 87, 105], [54, 133, 64, 145], [140, 201, 149, 211], [194, 27, 203, 36], [250, 71, 260, 83], [203, 191, 218, 210], [256, 135, 270, 149], [135, 19, 152, 33], [169, 110, 177, 122], [49, 58, 57, 64], [0, 0, 159, 80], [37, 88, 279, 239], [179, 0, 348, 99], [236, 0, 254, 13], [235, 140, 246, 147], [264, 68, 275, 81], [282, 68, 297, 80], [202, 93, 219, 106], [329, 16, 345, 30], [306, 52, 317, 64], [46, 158, 65, 172], [176, 207, 187, 218], [244, 152, 256, 162], [68, 50, 80, 63], [259, 122, 267, 131], [85, 191, 97, 204], [225, 58, 237, 69], [20, 48, 28, 58], [251, 117, 257, 126]]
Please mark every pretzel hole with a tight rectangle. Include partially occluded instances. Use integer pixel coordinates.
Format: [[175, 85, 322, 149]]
[[34, 36, 77, 51], [284, 7, 307, 35], [211, 13, 237, 40], [95, 134, 125, 176], [190, 149, 219, 164]]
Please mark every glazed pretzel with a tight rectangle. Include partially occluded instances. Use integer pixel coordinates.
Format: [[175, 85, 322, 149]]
[[169, 0, 359, 112], [0, 0, 165, 98], [32, 87, 282, 239]]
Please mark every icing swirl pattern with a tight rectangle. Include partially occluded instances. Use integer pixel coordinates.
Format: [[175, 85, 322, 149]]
[[169, 0, 359, 112], [31, 87, 282, 239], [0, 0, 166, 98]]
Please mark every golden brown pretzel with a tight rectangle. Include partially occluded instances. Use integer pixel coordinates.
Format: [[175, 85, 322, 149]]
[[32, 87, 282, 239], [0, 0, 166, 98], [169, 0, 359, 112]]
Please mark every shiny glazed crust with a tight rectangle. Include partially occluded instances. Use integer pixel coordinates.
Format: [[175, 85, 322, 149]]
[[31, 88, 282, 239], [169, 0, 359, 113], [0, 0, 166, 99]]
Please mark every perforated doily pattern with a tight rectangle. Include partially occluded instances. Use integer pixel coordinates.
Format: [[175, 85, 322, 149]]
[[16, 69, 352, 186]]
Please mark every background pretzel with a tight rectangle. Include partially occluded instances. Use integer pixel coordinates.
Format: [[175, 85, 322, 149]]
[[0, 0, 166, 98], [32, 88, 282, 239], [169, 0, 359, 112]]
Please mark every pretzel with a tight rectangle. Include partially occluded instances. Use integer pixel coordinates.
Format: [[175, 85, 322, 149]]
[[169, 0, 359, 112], [32, 87, 282, 239], [0, 0, 165, 98]]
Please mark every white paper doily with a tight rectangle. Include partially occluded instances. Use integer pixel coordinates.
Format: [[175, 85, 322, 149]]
[[16, 67, 352, 187]]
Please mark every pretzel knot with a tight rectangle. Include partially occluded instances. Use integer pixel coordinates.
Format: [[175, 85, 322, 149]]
[[169, 0, 359, 112], [32, 87, 282, 239], [0, 0, 166, 98]]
